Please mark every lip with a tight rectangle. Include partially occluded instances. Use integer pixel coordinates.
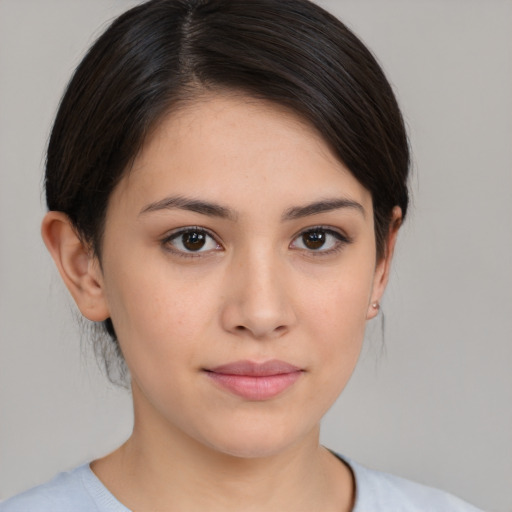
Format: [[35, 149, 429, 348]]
[[204, 360, 304, 401]]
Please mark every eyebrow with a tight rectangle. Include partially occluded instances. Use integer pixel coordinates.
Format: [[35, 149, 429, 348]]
[[282, 198, 365, 221], [139, 195, 365, 221], [139, 195, 237, 220]]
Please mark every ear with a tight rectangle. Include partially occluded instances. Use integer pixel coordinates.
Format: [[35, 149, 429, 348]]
[[367, 206, 402, 320], [41, 211, 110, 322]]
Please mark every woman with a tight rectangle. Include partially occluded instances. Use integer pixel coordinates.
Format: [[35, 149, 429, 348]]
[[0, 0, 484, 510]]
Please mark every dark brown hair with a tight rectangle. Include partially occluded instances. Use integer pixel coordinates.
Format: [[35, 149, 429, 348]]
[[45, 0, 409, 381]]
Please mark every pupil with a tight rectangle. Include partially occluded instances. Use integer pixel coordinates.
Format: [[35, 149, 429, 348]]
[[183, 232, 206, 251], [303, 231, 325, 249]]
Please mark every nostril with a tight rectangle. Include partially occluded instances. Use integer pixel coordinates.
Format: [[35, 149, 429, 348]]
[[232, 323, 287, 338], [234, 323, 288, 337]]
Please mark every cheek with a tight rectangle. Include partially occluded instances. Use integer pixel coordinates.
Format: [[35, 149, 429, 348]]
[[101, 257, 220, 367], [300, 259, 375, 393], [309, 284, 367, 368], [303, 260, 374, 339]]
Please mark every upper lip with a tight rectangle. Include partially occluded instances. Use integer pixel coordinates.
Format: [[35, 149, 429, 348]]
[[206, 359, 302, 376]]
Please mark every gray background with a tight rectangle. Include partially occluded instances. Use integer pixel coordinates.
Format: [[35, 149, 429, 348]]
[[0, 1, 511, 510]]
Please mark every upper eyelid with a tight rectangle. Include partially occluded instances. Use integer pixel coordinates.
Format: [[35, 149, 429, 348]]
[[163, 226, 220, 242], [292, 225, 351, 241]]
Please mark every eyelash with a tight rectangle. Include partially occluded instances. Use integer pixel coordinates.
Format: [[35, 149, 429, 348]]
[[289, 226, 351, 256], [161, 225, 351, 259], [161, 226, 222, 259]]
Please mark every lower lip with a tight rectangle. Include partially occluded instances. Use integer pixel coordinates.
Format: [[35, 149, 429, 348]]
[[205, 371, 303, 401]]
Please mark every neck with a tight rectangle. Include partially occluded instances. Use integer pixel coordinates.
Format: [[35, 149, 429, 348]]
[[91, 385, 354, 512]]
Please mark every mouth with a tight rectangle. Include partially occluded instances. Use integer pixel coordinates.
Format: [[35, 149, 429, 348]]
[[204, 360, 304, 401]]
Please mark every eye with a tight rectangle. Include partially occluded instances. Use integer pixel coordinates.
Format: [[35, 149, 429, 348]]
[[163, 227, 221, 255], [290, 227, 349, 253]]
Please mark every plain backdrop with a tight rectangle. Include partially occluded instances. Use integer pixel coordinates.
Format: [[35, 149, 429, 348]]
[[1, 1, 511, 510]]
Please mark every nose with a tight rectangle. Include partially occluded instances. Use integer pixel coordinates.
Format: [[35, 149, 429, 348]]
[[220, 248, 297, 340]]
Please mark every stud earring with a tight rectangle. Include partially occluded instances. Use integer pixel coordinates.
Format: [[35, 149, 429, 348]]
[[371, 302, 380, 310]]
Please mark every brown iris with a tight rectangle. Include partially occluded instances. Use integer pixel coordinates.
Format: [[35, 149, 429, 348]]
[[182, 231, 207, 251], [302, 230, 326, 250]]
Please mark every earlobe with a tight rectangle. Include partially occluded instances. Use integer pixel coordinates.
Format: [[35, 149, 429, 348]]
[[41, 212, 110, 322], [367, 206, 402, 320]]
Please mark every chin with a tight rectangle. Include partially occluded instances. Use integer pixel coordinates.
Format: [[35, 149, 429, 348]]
[[207, 438, 297, 460], [196, 415, 317, 461]]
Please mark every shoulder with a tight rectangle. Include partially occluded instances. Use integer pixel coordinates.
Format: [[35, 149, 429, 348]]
[[0, 465, 95, 512], [343, 457, 484, 512], [0, 464, 129, 512]]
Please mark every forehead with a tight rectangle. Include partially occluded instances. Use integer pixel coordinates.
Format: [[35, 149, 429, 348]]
[[113, 93, 372, 214]]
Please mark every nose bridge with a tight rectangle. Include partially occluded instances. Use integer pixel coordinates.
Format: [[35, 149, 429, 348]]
[[222, 242, 295, 338], [244, 246, 282, 305]]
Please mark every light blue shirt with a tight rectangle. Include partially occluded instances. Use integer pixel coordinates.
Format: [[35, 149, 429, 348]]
[[0, 456, 483, 511]]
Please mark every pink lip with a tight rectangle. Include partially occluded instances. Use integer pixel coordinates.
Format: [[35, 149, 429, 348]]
[[205, 360, 303, 401]]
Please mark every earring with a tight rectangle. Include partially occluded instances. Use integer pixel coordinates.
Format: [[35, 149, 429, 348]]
[[371, 302, 380, 310]]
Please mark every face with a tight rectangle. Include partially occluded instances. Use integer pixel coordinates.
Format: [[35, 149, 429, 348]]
[[91, 94, 393, 458]]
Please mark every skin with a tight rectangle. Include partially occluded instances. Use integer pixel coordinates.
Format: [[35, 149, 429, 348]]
[[42, 93, 401, 512]]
